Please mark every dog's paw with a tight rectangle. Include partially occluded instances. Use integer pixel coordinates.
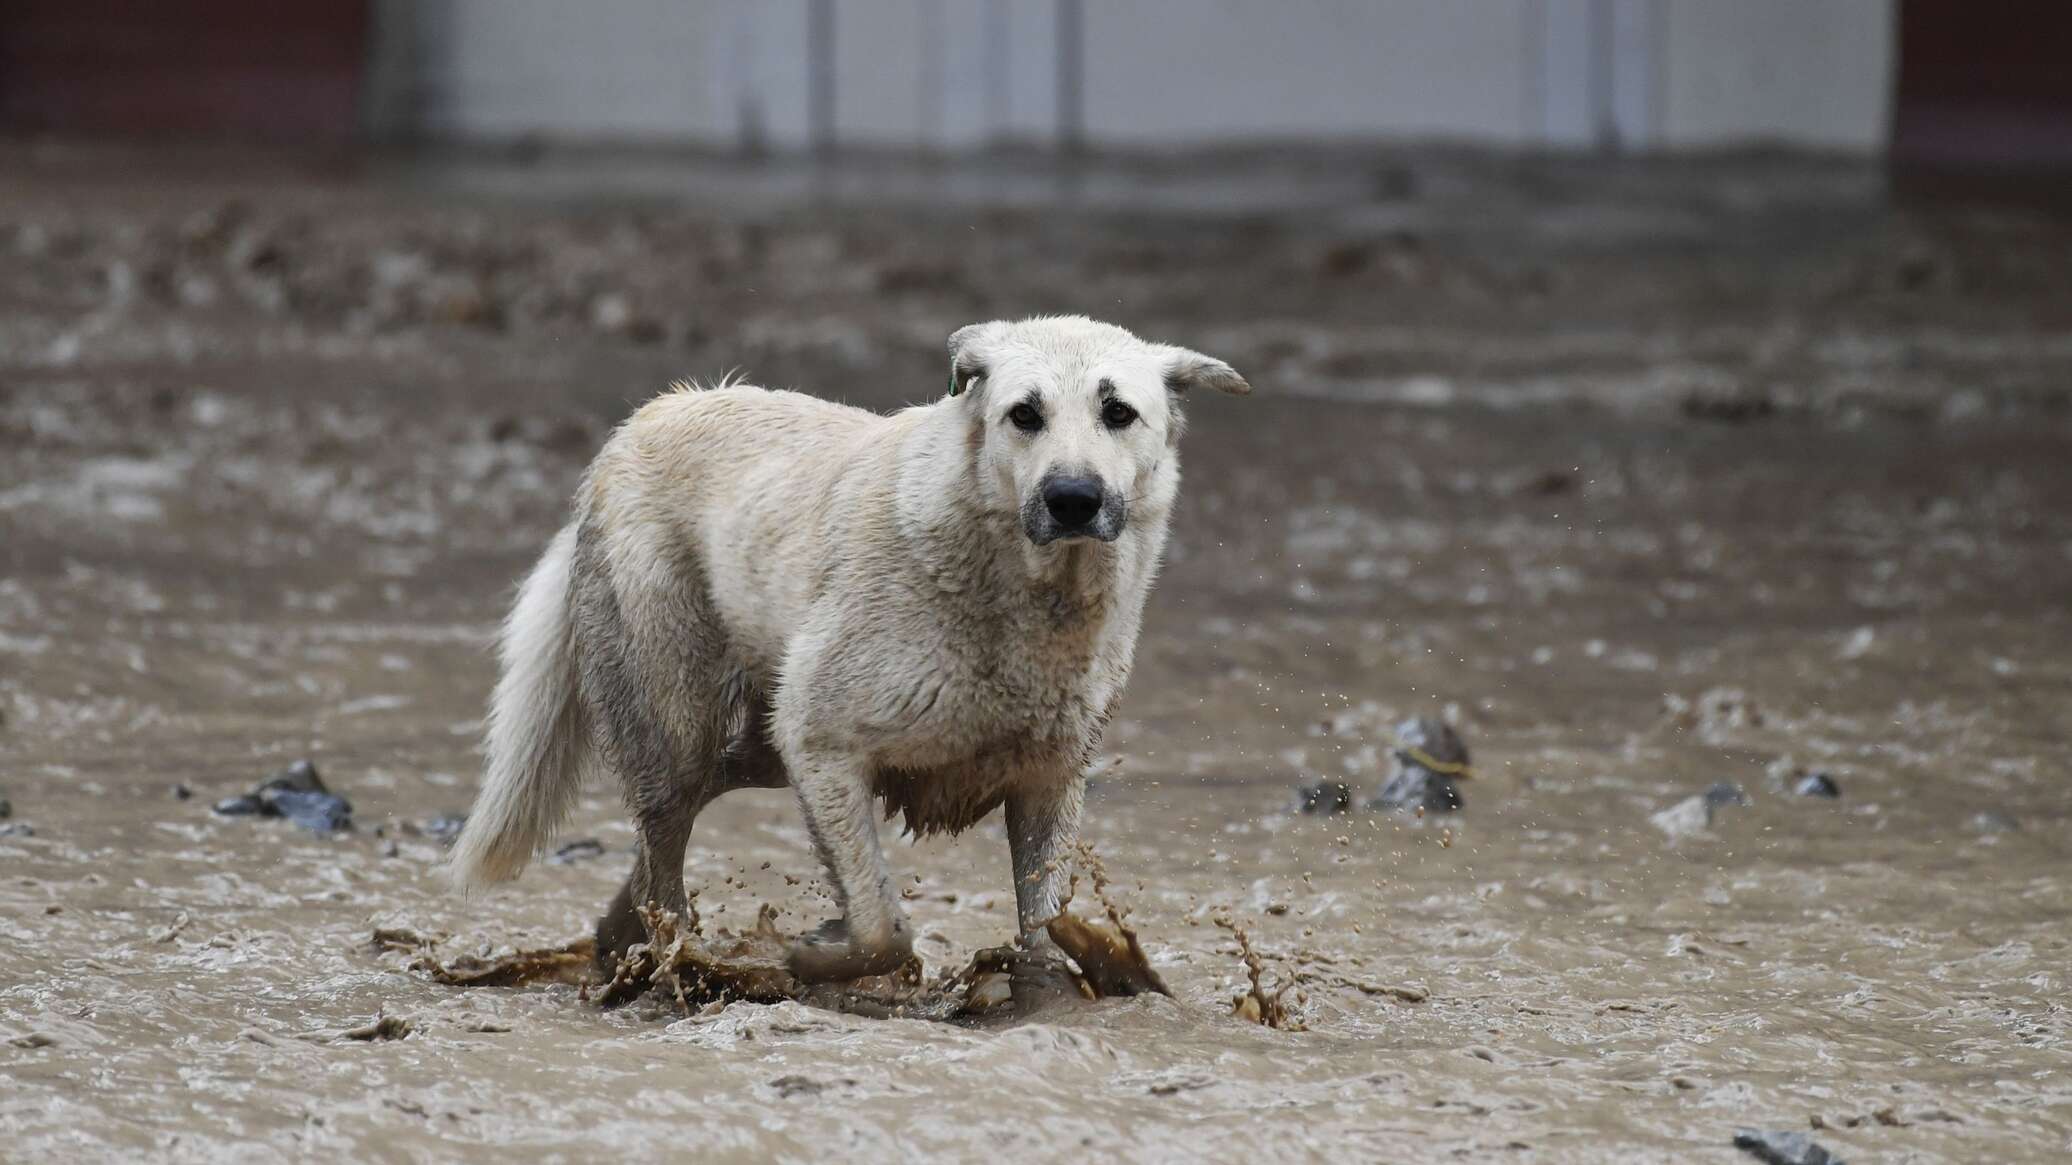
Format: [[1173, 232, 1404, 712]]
[[1003, 944, 1087, 1011], [787, 919, 913, 983]]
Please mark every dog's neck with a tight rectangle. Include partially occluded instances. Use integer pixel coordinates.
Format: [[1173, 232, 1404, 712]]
[[1020, 534, 1123, 620]]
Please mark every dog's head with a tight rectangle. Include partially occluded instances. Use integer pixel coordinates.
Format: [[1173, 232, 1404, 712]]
[[948, 317, 1248, 547]]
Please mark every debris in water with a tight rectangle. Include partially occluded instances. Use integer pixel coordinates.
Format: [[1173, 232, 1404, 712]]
[[393, 909, 972, 1018], [1813, 1105, 1944, 1130], [402, 813, 467, 844], [1292, 779, 1353, 815], [599, 902, 922, 1013], [1650, 795, 1713, 840], [0, 789, 11, 818], [296, 1012, 413, 1043], [1732, 1128, 1844, 1165], [212, 759, 352, 833], [396, 843, 1171, 1021], [341, 1013, 413, 1042], [0, 823, 32, 838], [1793, 772, 1840, 798], [1368, 717, 1468, 814], [375, 926, 595, 988], [172, 783, 192, 801], [1968, 811, 2019, 834], [1765, 759, 1839, 799], [548, 838, 605, 864], [1704, 781, 1750, 807], [1215, 915, 1303, 1030], [154, 912, 191, 943], [767, 1074, 846, 1099]]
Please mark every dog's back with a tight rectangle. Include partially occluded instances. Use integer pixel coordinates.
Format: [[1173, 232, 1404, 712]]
[[583, 383, 916, 672]]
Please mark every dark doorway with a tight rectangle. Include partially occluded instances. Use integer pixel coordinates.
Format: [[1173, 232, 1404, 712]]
[[1894, 0, 2072, 169], [0, 0, 368, 141]]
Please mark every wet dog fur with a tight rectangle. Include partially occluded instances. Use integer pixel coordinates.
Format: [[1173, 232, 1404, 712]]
[[449, 316, 1248, 981]]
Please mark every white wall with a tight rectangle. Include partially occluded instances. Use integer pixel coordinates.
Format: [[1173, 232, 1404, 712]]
[[376, 0, 1897, 154], [826, 0, 1053, 148], [1657, 0, 1895, 150], [381, 0, 815, 147], [1081, 0, 1538, 145]]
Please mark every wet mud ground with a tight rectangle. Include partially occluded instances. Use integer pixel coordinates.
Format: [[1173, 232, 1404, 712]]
[[2, 142, 2070, 1161]]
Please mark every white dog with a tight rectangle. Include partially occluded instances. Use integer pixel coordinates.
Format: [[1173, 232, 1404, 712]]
[[450, 316, 1248, 981]]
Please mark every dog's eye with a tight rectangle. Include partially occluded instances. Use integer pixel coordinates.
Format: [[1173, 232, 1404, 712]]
[[1101, 400, 1138, 429], [1008, 403, 1044, 432]]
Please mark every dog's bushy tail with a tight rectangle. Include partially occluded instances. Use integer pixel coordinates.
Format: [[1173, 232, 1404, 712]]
[[449, 523, 587, 893]]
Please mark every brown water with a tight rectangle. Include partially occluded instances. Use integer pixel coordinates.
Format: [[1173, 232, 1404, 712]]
[[3, 144, 2070, 1162]]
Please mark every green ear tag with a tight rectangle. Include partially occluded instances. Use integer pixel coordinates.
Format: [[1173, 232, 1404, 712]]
[[948, 365, 961, 396]]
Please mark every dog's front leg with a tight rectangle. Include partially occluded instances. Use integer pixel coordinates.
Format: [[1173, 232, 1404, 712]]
[[1001, 776, 1087, 1007], [1007, 775, 1085, 946], [786, 750, 914, 983]]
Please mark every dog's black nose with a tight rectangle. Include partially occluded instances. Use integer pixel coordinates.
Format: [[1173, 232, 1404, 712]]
[[1043, 476, 1104, 530]]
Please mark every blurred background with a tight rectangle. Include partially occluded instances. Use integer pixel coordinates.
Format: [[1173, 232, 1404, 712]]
[[1, 0, 2067, 166], [3, 4, 2070, 1161]]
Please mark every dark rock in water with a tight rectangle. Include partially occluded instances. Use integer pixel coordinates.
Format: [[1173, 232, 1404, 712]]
[[1368, 717, 1469, 814], [1373, 765, 1463, 813], [267, 788, 354, 833], [1733, 1128, 1844, 1165], [1293, 780, 1353, 815], [0, 790, 10, 819], [1704, 781, 1750, 807], [1793, 772, 1840, 798], [172, 783, 193, 801], [550, 838, 605, 864], [211, 759, 352, 833], [212, 793, 266, 816], [267, 759, 326, 795]]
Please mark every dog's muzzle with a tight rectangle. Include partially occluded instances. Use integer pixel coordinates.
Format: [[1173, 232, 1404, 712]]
[[1025, 473, 1125, 545]]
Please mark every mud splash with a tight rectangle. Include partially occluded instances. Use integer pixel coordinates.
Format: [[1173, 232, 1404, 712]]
[[389, 849, 1177, 1022], [1215, 915, 1305, 1030], [596, 902, 926, 1014], [374, 926, 595, 989]]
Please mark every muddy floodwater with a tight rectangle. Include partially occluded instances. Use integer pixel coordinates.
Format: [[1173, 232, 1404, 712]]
[[2, 144, 2070, 1162]]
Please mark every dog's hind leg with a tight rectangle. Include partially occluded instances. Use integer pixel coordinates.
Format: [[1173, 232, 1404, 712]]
[[593, 874, 645, 972], [594, 782, 708, 955], [570, 523, 734, 974], [589, 760, 722, 976], [595, 685, 787, 975]]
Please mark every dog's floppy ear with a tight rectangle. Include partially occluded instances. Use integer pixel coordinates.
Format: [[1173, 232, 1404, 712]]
[[946, 321, 1004, 397], [1159, 346, 1251, 396]]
